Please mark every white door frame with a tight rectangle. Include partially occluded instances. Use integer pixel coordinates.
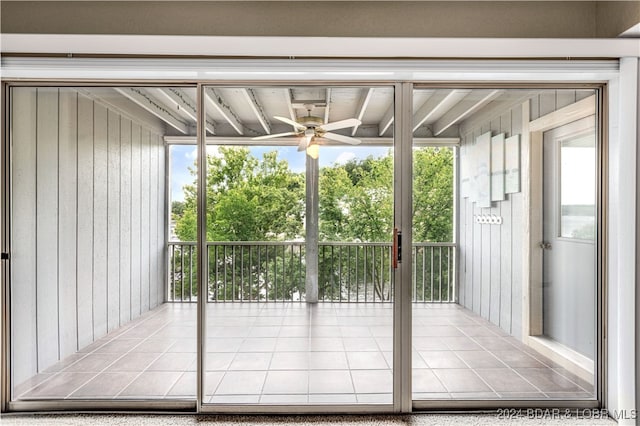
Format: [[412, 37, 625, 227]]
[[523, 96, 598, 384], [1, 57, 636, 417]]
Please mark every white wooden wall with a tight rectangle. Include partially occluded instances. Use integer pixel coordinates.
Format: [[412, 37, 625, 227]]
[[10, 87, 167, 386], [457, 90, 592, 339]]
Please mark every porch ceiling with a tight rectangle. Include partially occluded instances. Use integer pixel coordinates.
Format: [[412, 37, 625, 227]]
[[84, 86, 532, 141]]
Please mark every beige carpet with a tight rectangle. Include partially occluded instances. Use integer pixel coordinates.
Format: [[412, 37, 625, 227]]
[[0, 413, 615, 425]]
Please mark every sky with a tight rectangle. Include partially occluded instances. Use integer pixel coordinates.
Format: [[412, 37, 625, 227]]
[[169, 144, 390, 203]]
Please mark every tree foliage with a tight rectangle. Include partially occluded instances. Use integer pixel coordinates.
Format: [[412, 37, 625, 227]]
[[175, 147, 304, 242], [171, 146, 453, 301]]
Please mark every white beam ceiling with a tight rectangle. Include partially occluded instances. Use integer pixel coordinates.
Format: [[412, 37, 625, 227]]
[[433, 89, 503, 136], [114, 87, 190, 134], [378, 103, 394, 136], [241, 88, 271, 134], [351, 87, 375, 136], [154, 87, 217, 135], [413, 89, 471, 132], [283, 88, 298, 132], [205, 87, 244, 135], [324, 88, 331, 124]]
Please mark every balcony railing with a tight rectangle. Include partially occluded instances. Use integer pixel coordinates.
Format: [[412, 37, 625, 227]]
[[168, 241, 455, 303]]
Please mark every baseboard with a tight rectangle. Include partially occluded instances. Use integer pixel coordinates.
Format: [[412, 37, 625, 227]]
[[525, 335, 594, 385]]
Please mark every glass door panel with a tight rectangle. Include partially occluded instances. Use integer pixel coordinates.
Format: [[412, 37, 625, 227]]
[[200, 85, 395, 407], [411, 88, 598, 403], [9, 86, 197, 402]]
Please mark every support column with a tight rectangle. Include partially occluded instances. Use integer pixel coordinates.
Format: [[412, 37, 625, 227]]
[[305, 154, 319, 303]]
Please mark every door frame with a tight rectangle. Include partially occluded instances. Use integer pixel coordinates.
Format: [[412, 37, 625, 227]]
[[524, 93, 604, 398], [195, 82, 406, 414], [0, 78, 611, 414]]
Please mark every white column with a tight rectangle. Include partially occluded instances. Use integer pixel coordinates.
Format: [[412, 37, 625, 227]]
[[305, 155, 319, 303], [608, 57, 638, 424]]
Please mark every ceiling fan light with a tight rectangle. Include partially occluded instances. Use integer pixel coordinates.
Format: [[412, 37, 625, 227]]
[[306, 144, 319, 159]]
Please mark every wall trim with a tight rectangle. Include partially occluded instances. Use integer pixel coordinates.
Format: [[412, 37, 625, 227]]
[[1, 35, 639, 59]]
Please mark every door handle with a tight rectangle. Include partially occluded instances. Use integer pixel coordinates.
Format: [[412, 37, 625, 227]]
[[539, 242, 552, 250], [393, 228, 402, 269]]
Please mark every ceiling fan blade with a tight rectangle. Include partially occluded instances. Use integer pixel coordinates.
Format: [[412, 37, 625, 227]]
[[252, 131, 299, 141], [297, 137, 308, 152], [273, 116, 307, 131], [322, 132, 362, 145], [318, 118, 361, 132]]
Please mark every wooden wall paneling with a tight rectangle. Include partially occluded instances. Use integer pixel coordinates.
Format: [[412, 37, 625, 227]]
[[458, 178, 466, 307], [120, 117, 132, 324], [529, 94, 540, 121], [479, 126, 491, 320], [462, 141, 474, 309], [140, 128, 151, 313], [36, 88, 60, 369], [556, 90, 576, 110], [509, 105, 523, 334], [107, 110, 121, 331], [511, 192, 524, 339], [480, 210, 491, 319], [130, 123, 142, 318], [92, 102, 109, 338], [58, 89, 79, 357], [489, 118, 501, 324], [149, 135, 159, 309], [512, 102, 523, 135], [538, 91, 557, 118], [576, 90, 594, 101], [10, 87, 39, 385], [464, 196, 474, 309], [158, 139, 166, 305], [499, 109, 514, 333], [76, 94, 95, 348], [472, 167, 482, 314]]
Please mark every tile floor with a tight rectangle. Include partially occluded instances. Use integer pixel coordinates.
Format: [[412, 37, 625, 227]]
[[14, 302, 593, 404]]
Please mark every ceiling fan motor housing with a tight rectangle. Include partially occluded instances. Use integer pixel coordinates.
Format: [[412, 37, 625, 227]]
[[297, 116, 324, 128]]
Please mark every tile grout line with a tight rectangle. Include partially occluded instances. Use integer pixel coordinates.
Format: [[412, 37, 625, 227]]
[[17, 305, 170, 398], [458, 327, 546, 397]]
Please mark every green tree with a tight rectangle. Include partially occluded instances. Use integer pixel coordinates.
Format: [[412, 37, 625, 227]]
[[171, 201, 185, 217], [176, 147, 304, 242], [413, 147, 454, 242], [172, 146, 454, 302], [175, 147, 305, 301]]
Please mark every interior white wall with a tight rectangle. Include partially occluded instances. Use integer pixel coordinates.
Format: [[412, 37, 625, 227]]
[[9, 87, 167, 388]]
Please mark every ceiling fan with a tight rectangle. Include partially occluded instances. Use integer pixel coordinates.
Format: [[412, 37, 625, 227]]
[[252, 104, 362, 159]]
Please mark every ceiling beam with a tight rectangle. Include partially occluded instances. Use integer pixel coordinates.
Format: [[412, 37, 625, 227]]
[[433, 89, 504, 136], [351, 87, 374, 136], [283, 88, 298, 131], [412, 89, 471, 133], [378, 103, 394, 136], [324, 88, 331, 124], [241, 88, 271, 135], [114, 87, 189, 134], [204, 87, 244, 135], [155, 87, 217, 135], [164, 135, 459, 147], [458, 90, 539, 135]]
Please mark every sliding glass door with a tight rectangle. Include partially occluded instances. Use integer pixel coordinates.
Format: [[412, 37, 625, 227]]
[[198, 85, 398, 409], [3, 81, 603, 413], [411, 87, 599, 406], [8, 86, 197, 405]]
